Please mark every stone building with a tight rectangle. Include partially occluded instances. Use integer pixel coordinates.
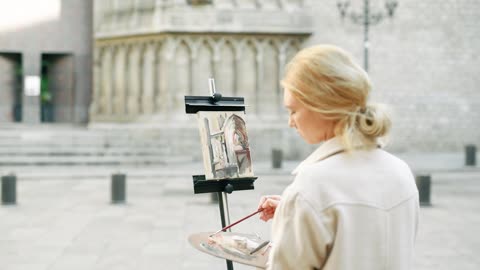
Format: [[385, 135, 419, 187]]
[[0, 0, 93, 124], [91, 0, 480, 159], [1, 0, 478, 160]]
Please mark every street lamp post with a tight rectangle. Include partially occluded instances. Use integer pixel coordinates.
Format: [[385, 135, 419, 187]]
[[337, 0, 398, 72]]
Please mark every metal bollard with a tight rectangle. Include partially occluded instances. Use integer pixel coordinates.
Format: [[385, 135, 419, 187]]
[[272, 148, 283, 169], [2, 174, 17, 205], [415, 174, 432, 207], [465, 144, 476, 166], [111, 173, 126, 204]]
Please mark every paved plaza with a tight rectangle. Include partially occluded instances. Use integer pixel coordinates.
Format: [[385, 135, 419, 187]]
[[0, 156, 479, 270]]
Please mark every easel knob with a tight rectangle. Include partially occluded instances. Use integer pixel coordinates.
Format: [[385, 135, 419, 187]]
[[225, 184, 234, 194], [211, 92, 222, 103]]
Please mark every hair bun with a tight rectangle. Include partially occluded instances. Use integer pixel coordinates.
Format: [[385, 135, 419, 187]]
[[356, 103, 391, 139]]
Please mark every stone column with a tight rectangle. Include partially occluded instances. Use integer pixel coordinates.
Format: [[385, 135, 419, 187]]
[[90, 47, 102, 119], [212, 43, 221, 88], [101, 47, 113, 116], [157, 50, 174, 117], [113, 45, 127, 116], [189, 45, 198, 96], [154, 40, 163, 113], [171, 38, 191, 116], [142, 43, 156, 114], [22, 51, 41, 124], [158, 39, 175, 118], [254, 42, 264, 115], [128, 43, 142, 116], [278, 42, 287, 116], [233, 44, 240, 96]]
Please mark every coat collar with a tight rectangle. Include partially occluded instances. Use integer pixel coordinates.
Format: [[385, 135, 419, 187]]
[[292, 136, 346, 175], [291, 136, 382, 175]]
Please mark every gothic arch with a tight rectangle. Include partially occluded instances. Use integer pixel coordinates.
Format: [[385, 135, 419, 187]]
[[202, 37, 217, 56], [173, 37, 194, 57], [285, 38, 300, 63], [259, 39, 280, 115], [173, 40, 192, 109], [216, 39, 235, 96], [192, 38, 214, 95], [237, 38, 258, 111]]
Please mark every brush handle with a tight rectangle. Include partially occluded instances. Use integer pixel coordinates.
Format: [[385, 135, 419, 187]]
[[211, 208, 263, 236], [249, 240, 270, 255]]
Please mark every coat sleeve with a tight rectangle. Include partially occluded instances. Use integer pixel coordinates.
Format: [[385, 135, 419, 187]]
[[266, 190, 335, 270]]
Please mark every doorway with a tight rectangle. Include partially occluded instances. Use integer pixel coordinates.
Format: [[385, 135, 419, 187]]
[[40, 53, 74, 123], [0, 52, 23, 122]]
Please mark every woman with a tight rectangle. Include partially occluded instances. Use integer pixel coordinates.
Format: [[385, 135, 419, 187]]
[[258, 45, 419, 270]]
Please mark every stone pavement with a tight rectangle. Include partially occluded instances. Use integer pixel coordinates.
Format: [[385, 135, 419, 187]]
[[0, 155, 479, 270]]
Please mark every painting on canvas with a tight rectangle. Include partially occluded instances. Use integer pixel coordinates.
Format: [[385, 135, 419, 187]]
[[197, 111, 254, 180]]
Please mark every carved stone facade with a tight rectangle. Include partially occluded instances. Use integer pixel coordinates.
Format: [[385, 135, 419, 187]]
[[91, 0, 311, 122], [94, 0, 311, 36], [91, 35, 303, 121]]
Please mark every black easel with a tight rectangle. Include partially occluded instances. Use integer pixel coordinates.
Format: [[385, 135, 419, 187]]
[[185, 79, 257, 270]]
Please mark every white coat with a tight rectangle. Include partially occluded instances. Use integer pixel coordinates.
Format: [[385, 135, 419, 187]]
[[266, 137, 419, 270]]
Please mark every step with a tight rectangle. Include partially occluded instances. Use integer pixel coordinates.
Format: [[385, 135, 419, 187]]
[[0, 147, 171, 156], [0, 156, 180, 166], [0, 137, 172, 144], [0, 151, 171, 157]]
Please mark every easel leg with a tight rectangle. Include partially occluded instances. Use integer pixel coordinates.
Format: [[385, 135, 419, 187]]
[[217, 191, 234, 270]]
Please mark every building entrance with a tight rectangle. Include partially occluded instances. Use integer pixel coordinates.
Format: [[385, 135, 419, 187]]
[[40, 53, 74, 123]]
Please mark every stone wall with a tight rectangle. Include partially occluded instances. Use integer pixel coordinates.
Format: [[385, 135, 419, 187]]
[[304, 0, 480, 152]]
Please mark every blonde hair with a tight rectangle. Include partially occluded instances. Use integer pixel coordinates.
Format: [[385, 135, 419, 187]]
[[281, 44, 391, 150]]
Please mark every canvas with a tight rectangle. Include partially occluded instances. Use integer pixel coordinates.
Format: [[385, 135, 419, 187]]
[[197, 111, 254, 180]]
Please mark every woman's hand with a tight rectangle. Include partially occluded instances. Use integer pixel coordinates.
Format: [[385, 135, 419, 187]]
[[258, 195, 281, 222]]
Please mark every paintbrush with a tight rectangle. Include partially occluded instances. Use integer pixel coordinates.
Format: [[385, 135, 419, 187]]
[[249, 240, 270, 255], [209, 208, 264, 237]]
